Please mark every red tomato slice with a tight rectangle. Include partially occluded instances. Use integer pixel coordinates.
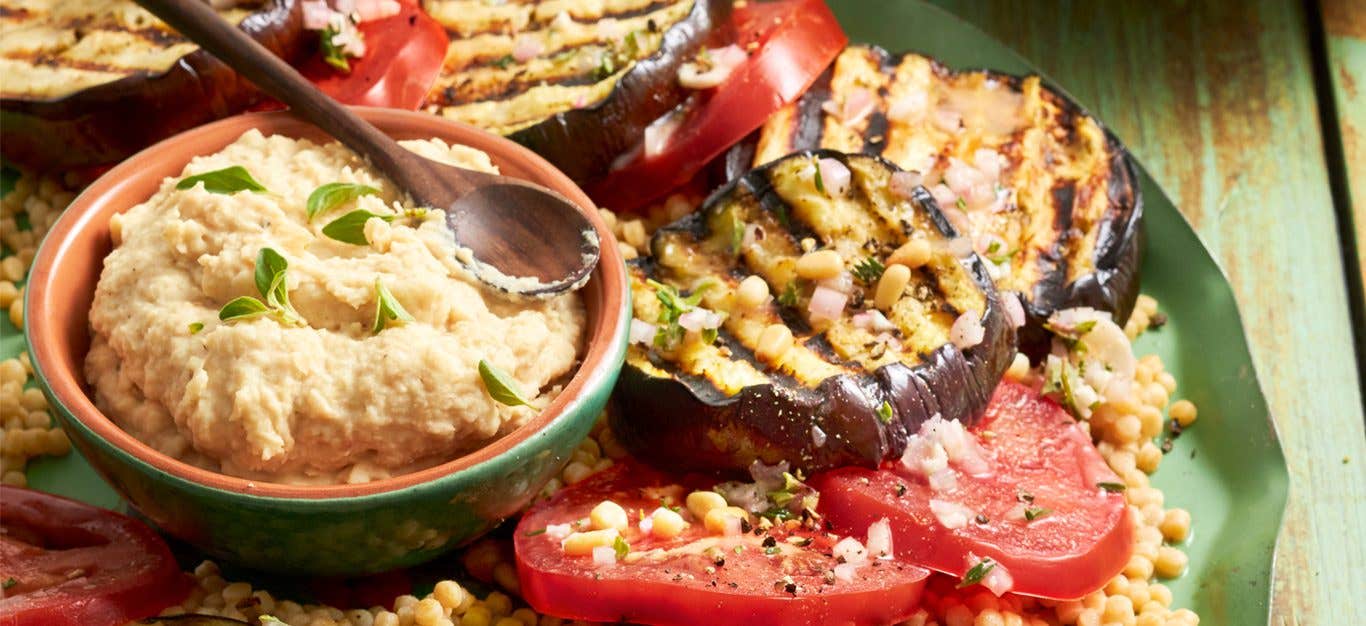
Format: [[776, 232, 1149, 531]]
[[299, 0, 448, 109], [515, 463, 930, 626], [809, 382, 1133, 600], [0, 487, 190, 626], [587, 0, 847, 212]]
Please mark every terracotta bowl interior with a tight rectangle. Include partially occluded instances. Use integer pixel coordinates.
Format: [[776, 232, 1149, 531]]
[[26, 107, 626, 500]]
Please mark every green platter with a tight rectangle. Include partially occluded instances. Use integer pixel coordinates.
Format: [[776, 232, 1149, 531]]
[[3, 1, 1288, 623]]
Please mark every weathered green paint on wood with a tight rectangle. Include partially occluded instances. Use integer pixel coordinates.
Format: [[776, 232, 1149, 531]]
[[1323, 0, 1366, 329], [923, 1, 1366, 624]]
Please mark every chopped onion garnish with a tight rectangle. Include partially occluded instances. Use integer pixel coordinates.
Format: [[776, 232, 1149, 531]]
[[811, 424, 828, 447], [981, 561, 1014, 596], [551, 10, 574, 31], [887, 90, 928, 122], [866, 518, 893, 559], [678, 45, 746, 90], [900, 435, 948, 476], [637, 516, 654, 534], [512, 34, 544, 62], [826, 88, 875, 127], [720, 514, 743, 536], [677, 309, 707, 332], [928, 469, 958, 492], [544, 523, 573, 541], [816, 158, 852, 196], [950, 310, 985, 349], [592, 545, 617, 566], [1003, 292, 1026, 329], [852, 310, 896, 333], [833, 562, 859, 582], [644, 109, 684, 158], [889, 170, 923, 199], [947, 236, 975, 259], [629, 319, 657, 345], [599, 17, 625, 41], [817, 271, 855, 295], [929, 183, 959, 209], [832, 536, 868, 564], [807, 285, 848, 322], [943, 158, 982, 197], [302, 0, 332, 29], [929, 498, 973, 530]]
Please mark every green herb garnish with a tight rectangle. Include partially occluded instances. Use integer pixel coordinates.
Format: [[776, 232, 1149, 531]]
[[320, 26, 352, 72], [956, 197, 967, 210], [2, 577, 17, 590], [188, 322, 204, 335], [371, 278, 414, 334], [219, 296, 271, 322], [777, 281, 799, 307], [218, 248, 305, 326], [524, 528, 548, 537], [876, 401, 894, 424], [647, 279, 710, 349], [1097, 481, 1127, 493], [613, 535, 631, 560], [852, 256, 885, 284], [724, 209, 745, 255], [1024, 506, 1051, 521], [176, 166, 267, 195], [957, 557, 996, 589], [322, 209, 396, 245], [812, 158, 826, 194], [307, 182, 380, 221], [479, 359, 532, 407], [764, 545, 781, 555], [492, 54, 515, 69]]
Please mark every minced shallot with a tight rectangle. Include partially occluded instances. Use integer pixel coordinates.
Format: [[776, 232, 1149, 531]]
[[817, 158, 852, 196], [592, 545, 617, 567], [807, 286, 848, 322], [950, 310, 985, 349], [929, 498, 974, 529]]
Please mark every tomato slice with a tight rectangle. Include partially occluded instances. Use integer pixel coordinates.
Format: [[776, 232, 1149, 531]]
[[809, 382, 1133, 600], [515, 463, 930, 626], [587, 0, 847, 212], [0, 487, 190, 626], [299, 0, 448, 109]]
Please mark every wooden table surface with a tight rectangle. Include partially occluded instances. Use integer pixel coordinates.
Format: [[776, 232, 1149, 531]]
[[924, 1, 1366, 624]]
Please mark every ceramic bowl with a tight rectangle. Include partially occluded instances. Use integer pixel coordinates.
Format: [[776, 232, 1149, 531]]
[[24, 108, 629, 576]]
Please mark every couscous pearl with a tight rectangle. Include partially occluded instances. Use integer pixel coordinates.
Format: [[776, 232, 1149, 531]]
[[1169, 400, 1198, 426], [686, 490, 727, 520], [1154, 546, 1188, 578]]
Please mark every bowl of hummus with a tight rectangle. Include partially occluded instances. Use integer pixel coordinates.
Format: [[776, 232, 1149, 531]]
[[24, 108, 629, 575]]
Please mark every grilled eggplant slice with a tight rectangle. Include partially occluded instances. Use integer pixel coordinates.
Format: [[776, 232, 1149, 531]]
[[750, 45, 1142, 347], [611, 151, 1015, 475], [0, 0, 307, 170], [421, 0, 731, 184]]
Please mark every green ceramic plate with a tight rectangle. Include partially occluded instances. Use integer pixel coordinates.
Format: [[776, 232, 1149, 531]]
[[3, 1, 1288, 623]]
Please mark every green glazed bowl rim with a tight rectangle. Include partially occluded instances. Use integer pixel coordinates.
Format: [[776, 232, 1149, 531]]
[[25, 107, 630, 502]]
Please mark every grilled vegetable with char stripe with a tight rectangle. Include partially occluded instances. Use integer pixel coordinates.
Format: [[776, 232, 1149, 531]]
[[611, 151, 1015, 475], [422, 0, 731, 185], [0, 0, 308, 170], [749, 45, 1143, 349]]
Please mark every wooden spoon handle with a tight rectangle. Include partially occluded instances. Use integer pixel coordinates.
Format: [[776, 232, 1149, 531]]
[[134, 0, 470, 206]]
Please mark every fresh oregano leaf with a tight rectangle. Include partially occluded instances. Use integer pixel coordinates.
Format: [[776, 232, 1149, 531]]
[[307, 182, 380, 221], [372, 278, 415, 334], [176, 166, 267, 194], [188, 322, 205, 335], [478, 359, 532, 407], [254, 247, 289, 301], [218, 296, 270, 322], [322, 210, 395, 245]]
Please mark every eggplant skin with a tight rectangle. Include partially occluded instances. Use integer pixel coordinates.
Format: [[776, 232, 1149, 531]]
[[746, 46, 1144, 350], [0, 1, 307, 171], [506, 0, 733, 185], [611, 151, 1015, 475]]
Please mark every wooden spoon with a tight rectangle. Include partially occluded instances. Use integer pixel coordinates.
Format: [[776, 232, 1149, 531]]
[[136, 0, 599, 297]]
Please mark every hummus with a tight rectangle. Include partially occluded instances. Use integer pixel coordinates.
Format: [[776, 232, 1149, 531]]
[[85, 130, 586, 484]]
